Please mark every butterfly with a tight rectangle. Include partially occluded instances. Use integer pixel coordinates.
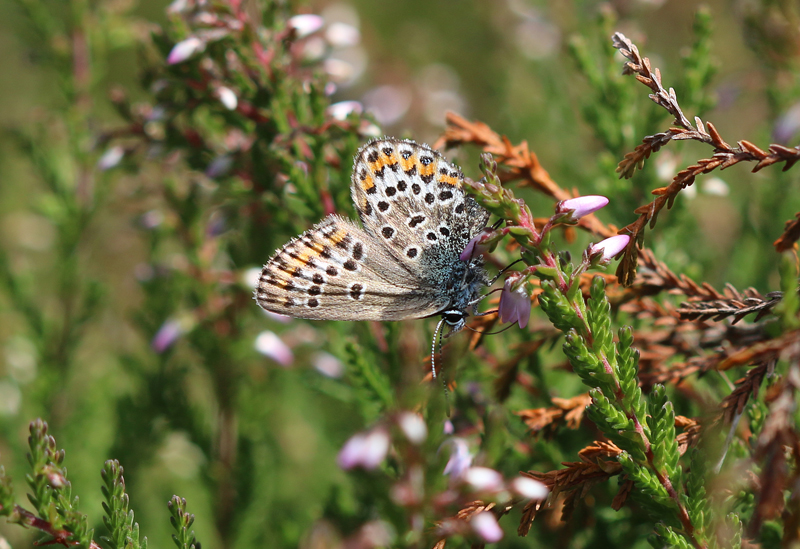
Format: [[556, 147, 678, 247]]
[[255, 137, 490, 342]]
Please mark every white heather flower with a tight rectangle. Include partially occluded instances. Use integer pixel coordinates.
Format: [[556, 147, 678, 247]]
[[287, 14, 324, 38], [217, 87, 237, 110], [397, 412, 427, 444]]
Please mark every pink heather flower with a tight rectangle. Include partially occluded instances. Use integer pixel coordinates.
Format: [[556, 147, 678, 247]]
[[510, 476, 548, 499], [463, 467, 505, 492], [397, 412, 427, 445], [590, 234, 631, 261], [471, 511, 503, 543], [498, 275, 531, 329], [287, 14, 324, 38], [167, 36, 204, 64], [312, 352, 343, 378], [97, 146, 124, 170], [443, 438, 473, 477], [254, 330, 293, 366], [327, 100, 363, 120], [459, 229, 494, 261], [152, 319, 183, 353], [337, 427, 390, 470], [557, 195, 609, 221]]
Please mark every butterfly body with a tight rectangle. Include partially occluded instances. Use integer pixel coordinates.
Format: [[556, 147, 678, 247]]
[[256, 138, 490, 330]]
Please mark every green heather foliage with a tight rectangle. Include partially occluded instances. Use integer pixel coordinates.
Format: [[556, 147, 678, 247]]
[[1, 1, 800, 548]]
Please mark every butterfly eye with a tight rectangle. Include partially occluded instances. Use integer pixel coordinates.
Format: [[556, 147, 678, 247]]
[[443, 310, 466, 326]]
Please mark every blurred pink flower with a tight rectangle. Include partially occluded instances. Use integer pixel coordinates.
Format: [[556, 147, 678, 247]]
[[443, 438, 473, 477], [152, 319, 183, 353], [471, 511, 503, 543], [589, 234, 630, 261], [337, 428, 390, 470], [167, 36, 204, 64], [97, 146, 124, 170], [397, 412, 427, 445], [510, 476, 548, 499], [327, 100, 363, 120], [254, 331, 293, 366], [498, 275, 530, 329], [463, 466, 504, 492]]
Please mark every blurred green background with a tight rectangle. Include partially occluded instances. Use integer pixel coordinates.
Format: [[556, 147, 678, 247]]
[[0, 0, 798, 547]]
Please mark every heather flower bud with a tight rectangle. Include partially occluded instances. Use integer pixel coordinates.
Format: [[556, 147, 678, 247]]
[[589, 234, 630, 261], [556, 195, 609, 222]]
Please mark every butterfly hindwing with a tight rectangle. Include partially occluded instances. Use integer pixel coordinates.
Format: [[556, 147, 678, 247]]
[[350, 138, 488, 282], [256, 215, 450, 321]]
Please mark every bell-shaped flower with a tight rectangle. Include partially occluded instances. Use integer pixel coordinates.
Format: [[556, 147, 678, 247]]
[[498, 274, 531, 329]]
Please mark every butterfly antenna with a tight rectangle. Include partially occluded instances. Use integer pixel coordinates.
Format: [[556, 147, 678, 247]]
[[466, 320, 516, 336], [431, 317, 446, 379], [488, 258, 526, 285], [431, 317, 452, 416]]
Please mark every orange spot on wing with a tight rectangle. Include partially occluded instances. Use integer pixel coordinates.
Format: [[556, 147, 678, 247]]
[[361, 173, 375, 193], [438, 174, 460, 186], [419, 160, 436, 179], [326, 227, 348, 246], [399, 155, 415, 172]]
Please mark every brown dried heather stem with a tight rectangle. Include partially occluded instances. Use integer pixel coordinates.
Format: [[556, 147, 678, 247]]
[[516, 393, 593, 433], [676, 287, 783, 324], [718, 362, 770, 426], [748, 364, 800, 537], [611, 32, 800, 285], [775, 212, 800, 252], [435, 112, 616, 240]]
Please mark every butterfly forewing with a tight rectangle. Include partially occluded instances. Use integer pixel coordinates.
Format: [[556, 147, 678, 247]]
[[256, 215, 449, 321]]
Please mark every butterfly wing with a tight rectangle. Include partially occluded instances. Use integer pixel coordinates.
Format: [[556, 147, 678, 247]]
[[256, 215, 450, 321], [349, 138, 489, 283]]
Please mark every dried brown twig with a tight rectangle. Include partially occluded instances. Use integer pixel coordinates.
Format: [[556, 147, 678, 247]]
[[676, 286, 783, 324], [516, 393, 593, 434], [774, 212, 800, 252], [611, 32, 800, 285], [435, 112, 616, 240]]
